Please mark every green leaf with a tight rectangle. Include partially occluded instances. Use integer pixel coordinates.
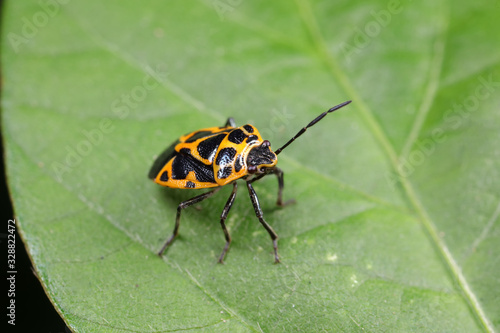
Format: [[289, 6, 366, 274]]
[[2, 0, 499, 331]]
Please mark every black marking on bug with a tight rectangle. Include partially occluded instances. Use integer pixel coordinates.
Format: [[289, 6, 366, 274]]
[[197, 133, 226, 161], [185, 131, 214, 143], [216, 147, 237, 179], [216, 147, 237, 166], [160, 171, 169, 181], [171, 154, 216, 183], [185, 181, 196, 188], [171, 155, 190, 179], [234, 154, 243, 173], [246, 135, 258, 144], [148, 140, 180, 179], [180, 148, 191, 155], [228, 129, 246, 144], [218, 166, 233, 179], [243, 124, 254, 133]]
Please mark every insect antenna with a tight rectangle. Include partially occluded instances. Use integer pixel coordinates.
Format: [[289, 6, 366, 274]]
[[274, 100, 352, 156]]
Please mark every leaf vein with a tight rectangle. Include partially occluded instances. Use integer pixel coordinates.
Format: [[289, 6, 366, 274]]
[[400, 18, 448, 159]]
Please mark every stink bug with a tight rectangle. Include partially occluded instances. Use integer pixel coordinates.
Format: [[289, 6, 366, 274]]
[[149, 100, 351, 263]]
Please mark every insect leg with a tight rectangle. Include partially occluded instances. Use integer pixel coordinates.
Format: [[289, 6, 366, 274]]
[[224, 117, 236, 127], [272, 167, 296, 207], [158, 188, 220, 256], [218, 182, 238, 263], [246, 181, 280, 263], [248, 168, 295, 207]]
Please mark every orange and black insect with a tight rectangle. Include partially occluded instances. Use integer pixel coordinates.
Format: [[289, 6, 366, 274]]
[[149, 100, 351, 263]]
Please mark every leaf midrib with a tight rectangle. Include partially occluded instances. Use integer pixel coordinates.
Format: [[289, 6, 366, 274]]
[[293, 0, 493, 331]]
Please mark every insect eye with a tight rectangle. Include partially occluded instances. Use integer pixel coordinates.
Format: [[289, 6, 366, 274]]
[[248, 165, 257, 174]]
